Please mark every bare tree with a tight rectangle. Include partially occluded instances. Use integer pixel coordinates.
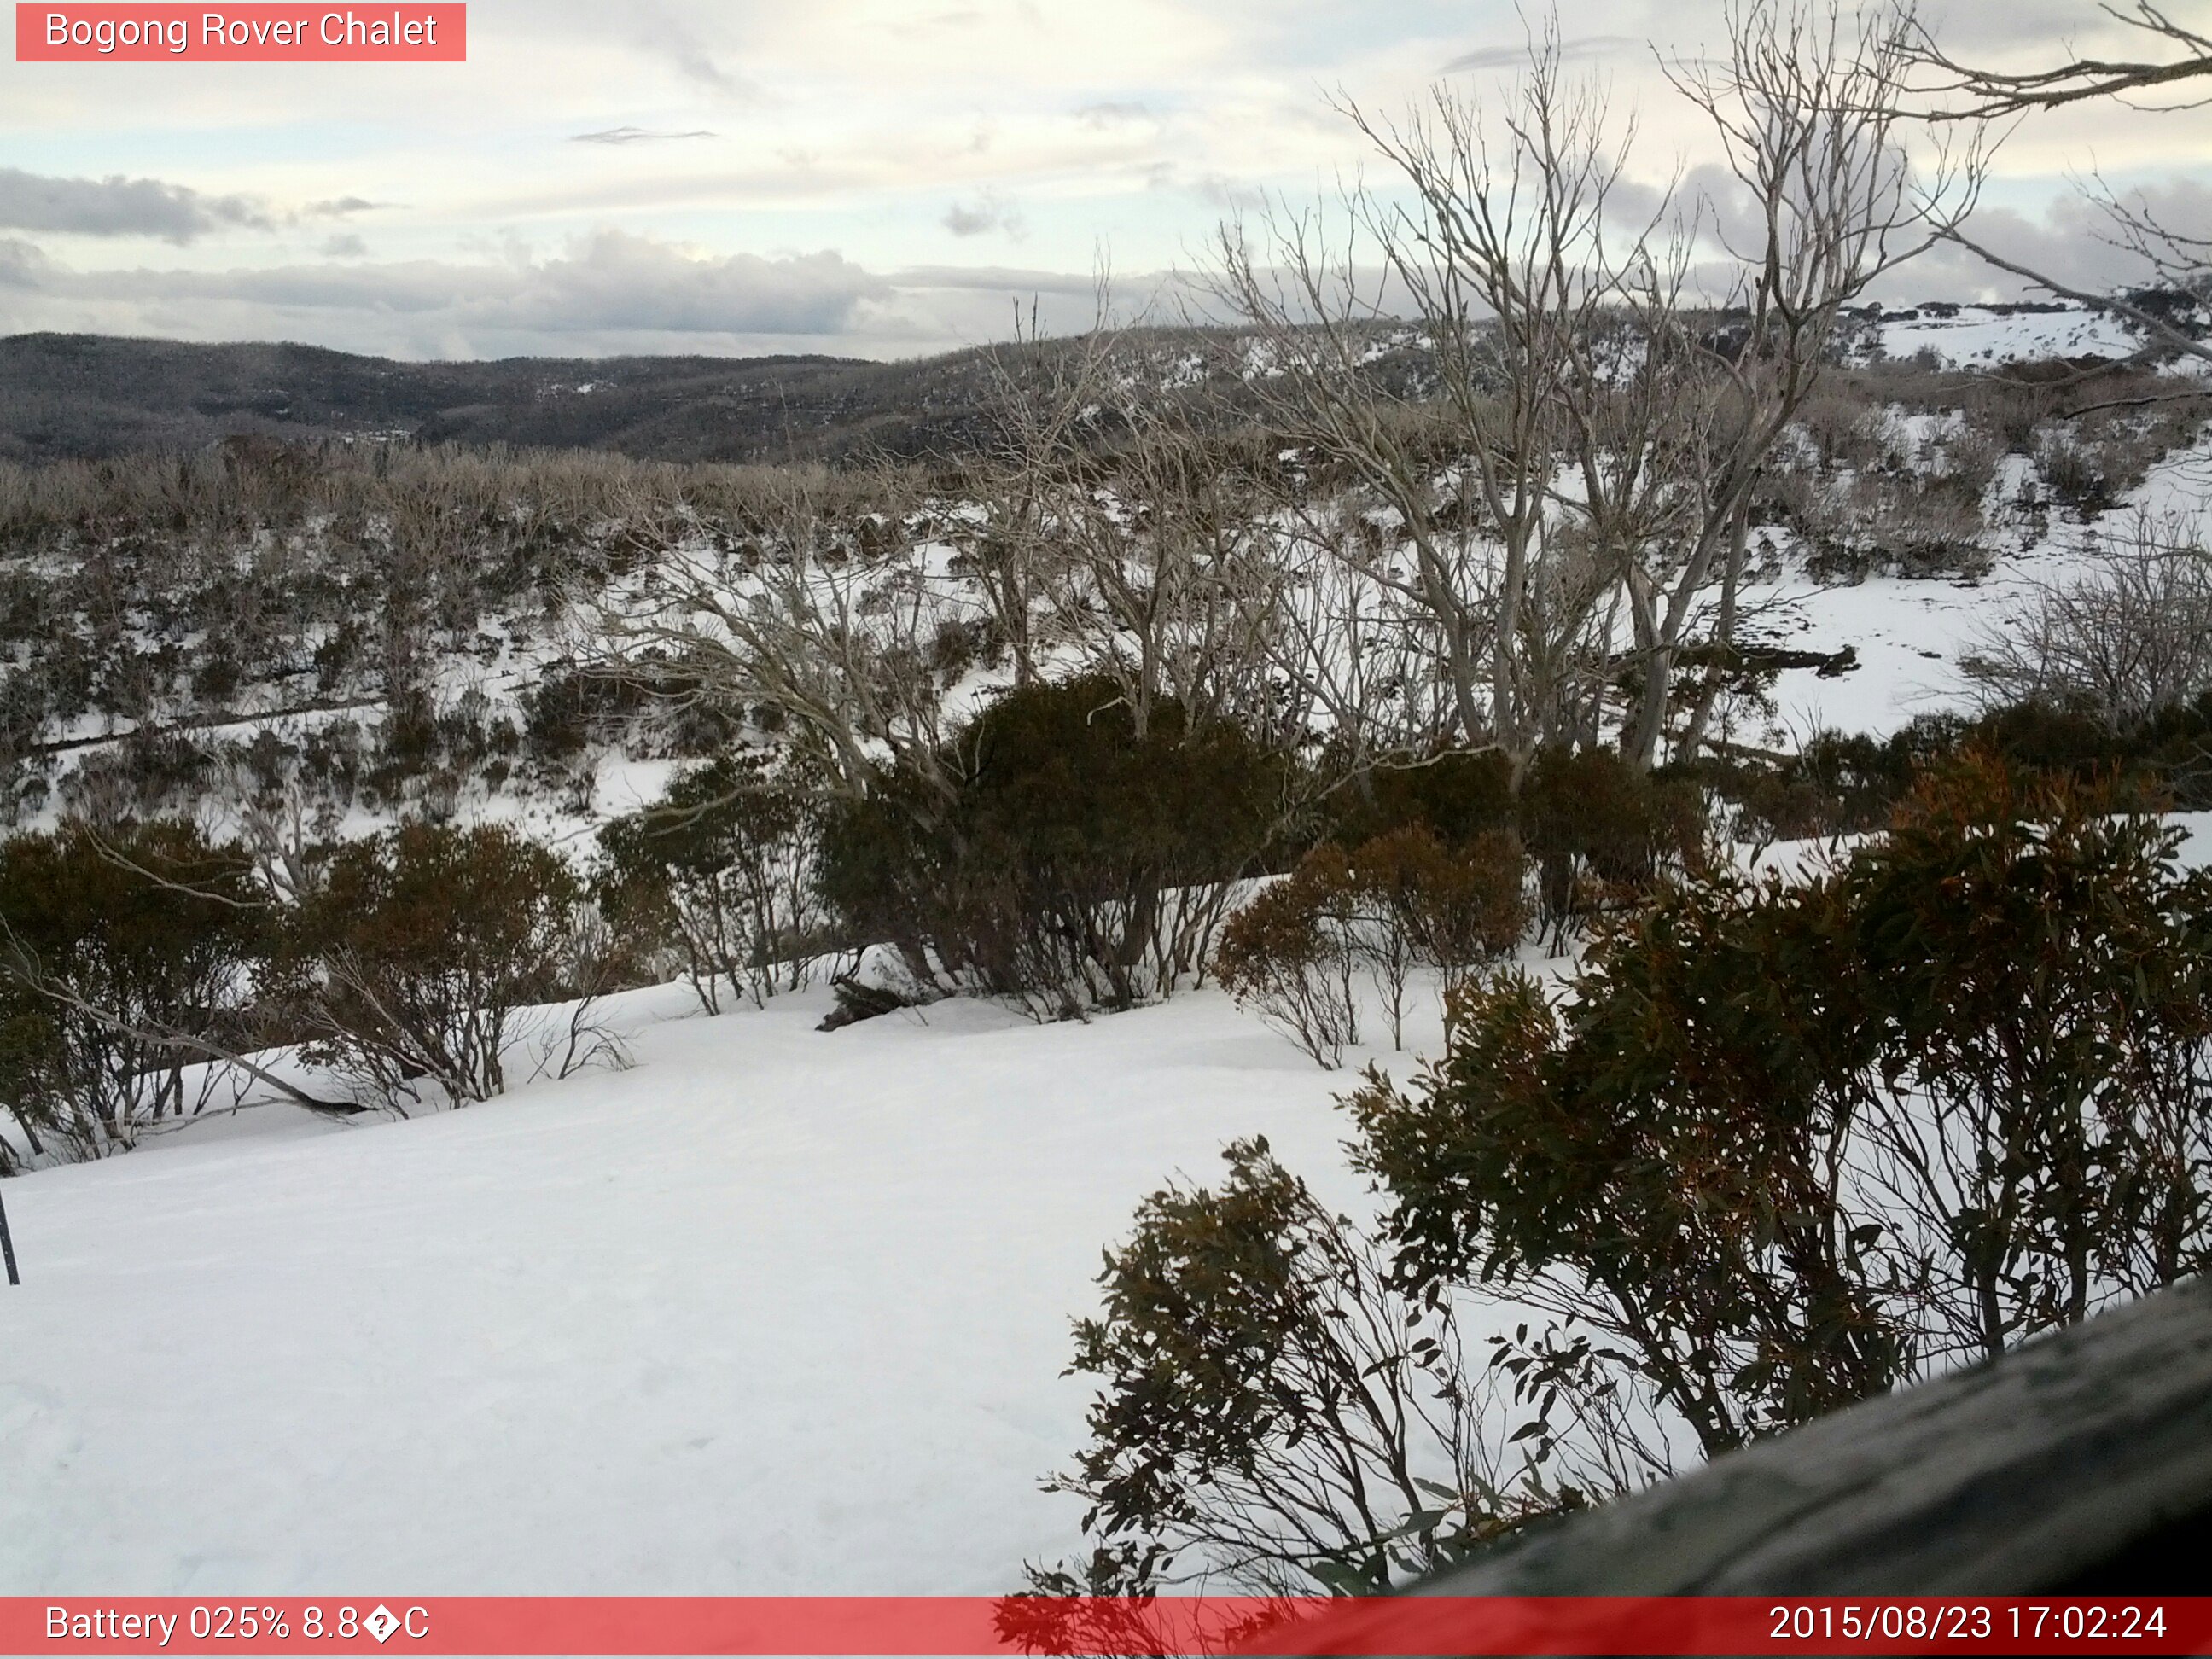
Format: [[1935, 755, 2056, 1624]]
[[1960, 509, 2212, 728], [593, 463, 972, 809], [967, 297, 1296, 746], [1210, 34, 1638, 789], [1620, 0, 1985, 767], [1264, 496, 1476, 771], [1914, 3, 2212, 364], [1042, 412, 1291, 742], [1212, 6, 1977, 780], [1914, 1, 2212, 117], [964, 299, 1122, 690]]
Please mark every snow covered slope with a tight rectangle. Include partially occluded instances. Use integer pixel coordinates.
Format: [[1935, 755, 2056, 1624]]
[[0, 981, 1416, 1595], [1731, 429, 2212, 742], [1860, 303, 2147, 369]]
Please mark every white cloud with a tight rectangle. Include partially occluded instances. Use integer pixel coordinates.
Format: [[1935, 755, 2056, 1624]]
[[5, 0, 2212, 358], [0, 229, 1149, 358]]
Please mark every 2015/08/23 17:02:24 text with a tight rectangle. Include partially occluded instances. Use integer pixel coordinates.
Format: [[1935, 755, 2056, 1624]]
[[1769, 1603, 2174, 1644]]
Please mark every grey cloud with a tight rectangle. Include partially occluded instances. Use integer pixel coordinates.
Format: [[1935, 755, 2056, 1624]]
[[941, 193, 1025, 239], [571, 127, 719, 144], [1882, 185, 2212, 304], [890, 263, 1109, 295], [1677, 161, 1768, 254], [631, 10, 757, 102], [1441, 34, 1644, 73], [49, 230, 891, 337], [1658, 169, 2212, 305], [0, 166, 271, 242], [2069, 177, 2212, 253], [0, 236, 56, 288], [0, 239, 1189, 358], [322, 234, 370, 259], [1076, 101, 1153, 128], [305, 196, 383, 217], [1190, 171, 1266, 211]]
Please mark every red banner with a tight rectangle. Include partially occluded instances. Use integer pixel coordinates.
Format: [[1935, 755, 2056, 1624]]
[[5, 1597, 2209, 1656], [15, 4, 464, 61]]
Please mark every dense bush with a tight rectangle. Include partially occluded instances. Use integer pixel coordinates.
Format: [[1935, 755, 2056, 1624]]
[[288, 822, 583, 1106], [1214, 847, 1365, 1066], [818, 676, 1291, 1018], [0, 821, 263, 1164], [1519, 747, 1703, 948], [1318, 749, 1515, 849], [1216, 829, 1527, 1063], [1705, 689, 2212, 847], [1022, 747, 2212, 1615], [1348, 756, 2212, 1458], [597, 754, 824, 1012], [521, 667, 653, 766], [1352, 827, 1526, 984], [1017, 1138, 1621, 1612]]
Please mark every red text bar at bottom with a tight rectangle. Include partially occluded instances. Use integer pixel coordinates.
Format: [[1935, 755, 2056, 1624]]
[[9, 1596, 2210, 1656]]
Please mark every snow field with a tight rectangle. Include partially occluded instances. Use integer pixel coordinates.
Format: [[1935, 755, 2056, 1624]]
[[0, 978, 1447, 1594]]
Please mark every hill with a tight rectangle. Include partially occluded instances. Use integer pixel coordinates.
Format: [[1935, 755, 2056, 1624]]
[[0, 333, 1038, 465], [3, 301, 2155, 467]]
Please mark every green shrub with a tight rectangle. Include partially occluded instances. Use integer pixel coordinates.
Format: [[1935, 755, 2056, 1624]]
[[1712, 694, 2212, 846], [819, 675, 1290, 1017], [0, 820, 264, 1162], [290, 822, 580, 1106], [1353, 825, 1526, 973], [1519, 748, 1703, 946], [1214, 847, 1364, 1066], [1018, 1138, 1596, 1609], [1319, 748, 1515, 849], [597, 754, 824, 1013], [1348, 755, 2212, 1459], [1216, 829, 1528, 1062]]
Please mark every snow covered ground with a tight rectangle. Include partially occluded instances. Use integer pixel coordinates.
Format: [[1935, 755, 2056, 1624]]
[[1733, 433, 2212, 742], [9, 297, 2212, 1595], [10, 830, 2212, 1592], [0, 976, 1448, 1595], [1863, 303, 2146, 369], [18, 806, 2212, 1598]]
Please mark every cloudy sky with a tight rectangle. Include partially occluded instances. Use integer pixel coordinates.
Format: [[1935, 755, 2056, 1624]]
[[3, 0, 2209, 362]]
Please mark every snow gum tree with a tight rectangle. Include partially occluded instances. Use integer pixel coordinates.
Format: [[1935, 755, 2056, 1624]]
[[597, 753, 824, 1014], [1212, 3, 1982, 778]]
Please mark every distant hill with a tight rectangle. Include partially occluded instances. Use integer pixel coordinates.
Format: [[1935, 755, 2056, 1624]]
[[0, 333, 1039, 465], [0, 300, 2164, 468]]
